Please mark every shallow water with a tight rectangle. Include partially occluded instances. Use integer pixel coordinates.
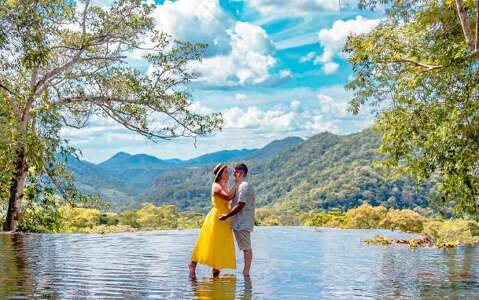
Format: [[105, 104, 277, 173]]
[[0, 227, 478, 299]]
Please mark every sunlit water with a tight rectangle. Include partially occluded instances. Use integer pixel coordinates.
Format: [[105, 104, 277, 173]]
[[1, 227, 479, 299]]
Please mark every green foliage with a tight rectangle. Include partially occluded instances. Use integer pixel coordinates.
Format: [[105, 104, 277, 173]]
[[145, 130, 434, 213], [59, 206, 101, 232], [305, 203, 427, 233], [423, 219, 479, 246], [17, 185, 63, 233], [0, 0, 221, 231], [363, 235, 391, 245], [255, 208, 304, 226], [380, 209, 425, 233], [346, 0, 479, 217], [303, 209, 346, 228], [344, 203, 388, 229]]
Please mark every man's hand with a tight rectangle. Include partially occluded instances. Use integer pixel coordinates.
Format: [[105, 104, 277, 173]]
[[219, 214, 229, 221]]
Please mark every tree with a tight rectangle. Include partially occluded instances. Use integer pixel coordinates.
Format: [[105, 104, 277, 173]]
[[0, 0, 222, 231], [346, 0, 479, 216]]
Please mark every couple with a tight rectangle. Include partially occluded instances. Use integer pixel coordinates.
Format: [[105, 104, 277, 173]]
[[188, 163, 255, 278]]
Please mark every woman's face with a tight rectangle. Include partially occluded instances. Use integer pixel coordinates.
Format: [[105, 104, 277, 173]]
[[221, 166, 230, 182]]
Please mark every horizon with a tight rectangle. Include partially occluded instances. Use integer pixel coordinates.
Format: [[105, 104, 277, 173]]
[[61, 0, 381, 163]]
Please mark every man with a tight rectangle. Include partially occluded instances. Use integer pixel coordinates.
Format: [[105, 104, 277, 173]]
[[219, 163, 255, 277]]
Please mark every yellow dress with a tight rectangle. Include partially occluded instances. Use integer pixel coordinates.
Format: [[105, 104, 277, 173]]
[[191, 194, 236, 269]]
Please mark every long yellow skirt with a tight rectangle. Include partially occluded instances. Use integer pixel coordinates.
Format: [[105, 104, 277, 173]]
[[191, 207, 236, 270]]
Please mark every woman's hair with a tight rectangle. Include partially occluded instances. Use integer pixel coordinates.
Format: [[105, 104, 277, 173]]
[[213, 164, 227, 183]]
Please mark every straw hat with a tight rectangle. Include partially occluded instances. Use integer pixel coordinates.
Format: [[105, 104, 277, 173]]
[[213, 163, 227, 182]]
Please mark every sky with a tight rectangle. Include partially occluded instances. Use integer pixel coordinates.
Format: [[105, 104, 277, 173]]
[[61, 0, 384, 163]]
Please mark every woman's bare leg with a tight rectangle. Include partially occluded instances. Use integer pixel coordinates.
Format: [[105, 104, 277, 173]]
[[189, 261, 197, 278]]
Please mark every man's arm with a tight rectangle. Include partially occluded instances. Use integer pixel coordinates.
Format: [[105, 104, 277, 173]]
[[219, 202, 245, 220]]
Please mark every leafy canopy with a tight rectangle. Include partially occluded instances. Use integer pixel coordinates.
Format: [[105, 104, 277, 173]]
[[346, 0, 479, 216], [0, 0, 222, 211]]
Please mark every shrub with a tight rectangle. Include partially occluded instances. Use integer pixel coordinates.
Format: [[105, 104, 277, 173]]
[[344, 203, 387, 229], [423, 219, 479, 246], [380, 209, 425, 233], [59, 206, 101, 232], [304, 209, 346, 227]]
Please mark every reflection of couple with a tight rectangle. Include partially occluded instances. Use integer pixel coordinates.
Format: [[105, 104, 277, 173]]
[[189, 163, 255, 277]]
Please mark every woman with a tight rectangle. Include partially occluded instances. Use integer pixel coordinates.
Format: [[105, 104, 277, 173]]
[[189, 164, 239, 277]]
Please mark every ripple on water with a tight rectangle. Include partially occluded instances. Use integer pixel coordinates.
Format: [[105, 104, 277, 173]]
[[1, 227, 479, 299]]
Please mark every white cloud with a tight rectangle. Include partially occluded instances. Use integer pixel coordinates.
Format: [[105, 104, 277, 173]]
[[143, 0, 276, 86], [249, 0, 341, 17], [188, 101, 214, 115], [223, 106, 298, 131], [322, 62, 339, 74], [290, 100, 302, 111], [152, 0, 232, 57], [279, 69, 292, 78], [191, 21, 276, 85], [235, 93, 247, 101], [299, 51, 317, 63], [318, 93, 349, 117], [315, 16, 381, 66], [306, 115, 337, 132]]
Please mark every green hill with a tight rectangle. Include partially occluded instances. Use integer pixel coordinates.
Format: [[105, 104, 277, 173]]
[[143, 129, 433, 212], [67, 136, 302, 210]]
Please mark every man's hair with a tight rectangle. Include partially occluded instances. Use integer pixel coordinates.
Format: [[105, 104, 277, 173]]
[[234, 163, 248, 176]]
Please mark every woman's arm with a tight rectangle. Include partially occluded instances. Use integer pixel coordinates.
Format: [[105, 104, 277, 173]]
[[213, 181, 239, 201]]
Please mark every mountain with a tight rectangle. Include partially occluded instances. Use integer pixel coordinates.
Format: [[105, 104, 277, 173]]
[[98, 152, 175, 171], [67, 135, 304, 210], [243, 137, 304, 160], [143, 129, 433, 213], [186, 149, 257, 165]]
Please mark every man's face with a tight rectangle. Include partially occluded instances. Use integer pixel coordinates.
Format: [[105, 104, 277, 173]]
[[233, 168, 242, 179]]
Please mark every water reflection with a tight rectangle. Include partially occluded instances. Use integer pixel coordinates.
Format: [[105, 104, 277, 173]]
[[0, 234, 31, 298], [0, 228, 478, 298], [190, 275, 253, 300]]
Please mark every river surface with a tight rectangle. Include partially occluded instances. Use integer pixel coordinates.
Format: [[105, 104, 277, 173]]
[[1, 227, 478, 299]]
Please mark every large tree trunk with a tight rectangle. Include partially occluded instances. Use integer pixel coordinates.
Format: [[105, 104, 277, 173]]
[[3, 147, 28, 232]]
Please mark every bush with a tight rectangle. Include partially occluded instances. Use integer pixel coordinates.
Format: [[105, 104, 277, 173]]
[[255, 208, 302, 226], [17, 194, 63, 233], [344, 203, 387, 229], [380, 209, 425, 233], [423, 219, 479, 246], [59, 206, 101, 232], [304, 209, 346, 227]]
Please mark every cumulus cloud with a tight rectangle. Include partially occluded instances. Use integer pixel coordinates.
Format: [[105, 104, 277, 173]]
[[222, 103, 337, 134], [290, 100, 302, 111], [190, 21, 276, 85], [142, 0, 276, 86], [318, 93, 349, 118], [299, 51, 316, 63], [279, 69, 293, 79], [152, 0, 232, 57], [322, 62, 339, 74], [314, 16, 381, 73]]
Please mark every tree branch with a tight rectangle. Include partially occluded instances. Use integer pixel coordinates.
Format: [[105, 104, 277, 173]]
[[0, 83, 21, 120], [378, 58, 444, 71], [455, 0, 475, 49]]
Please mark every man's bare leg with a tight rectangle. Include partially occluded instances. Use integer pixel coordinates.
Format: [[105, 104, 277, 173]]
[[243, 249, 252, 276]]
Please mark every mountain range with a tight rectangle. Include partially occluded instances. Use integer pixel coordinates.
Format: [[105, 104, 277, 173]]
[[67, 130, 434, 212], [66, 136, 304, 210]]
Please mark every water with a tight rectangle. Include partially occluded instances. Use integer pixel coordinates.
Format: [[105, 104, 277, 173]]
[[0, 227, 478, 299]]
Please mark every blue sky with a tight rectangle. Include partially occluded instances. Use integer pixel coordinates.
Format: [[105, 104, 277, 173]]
[[62, 0, 384, 163]]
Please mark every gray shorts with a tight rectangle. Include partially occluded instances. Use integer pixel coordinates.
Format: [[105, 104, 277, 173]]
[[234, 230, 251, 250]]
